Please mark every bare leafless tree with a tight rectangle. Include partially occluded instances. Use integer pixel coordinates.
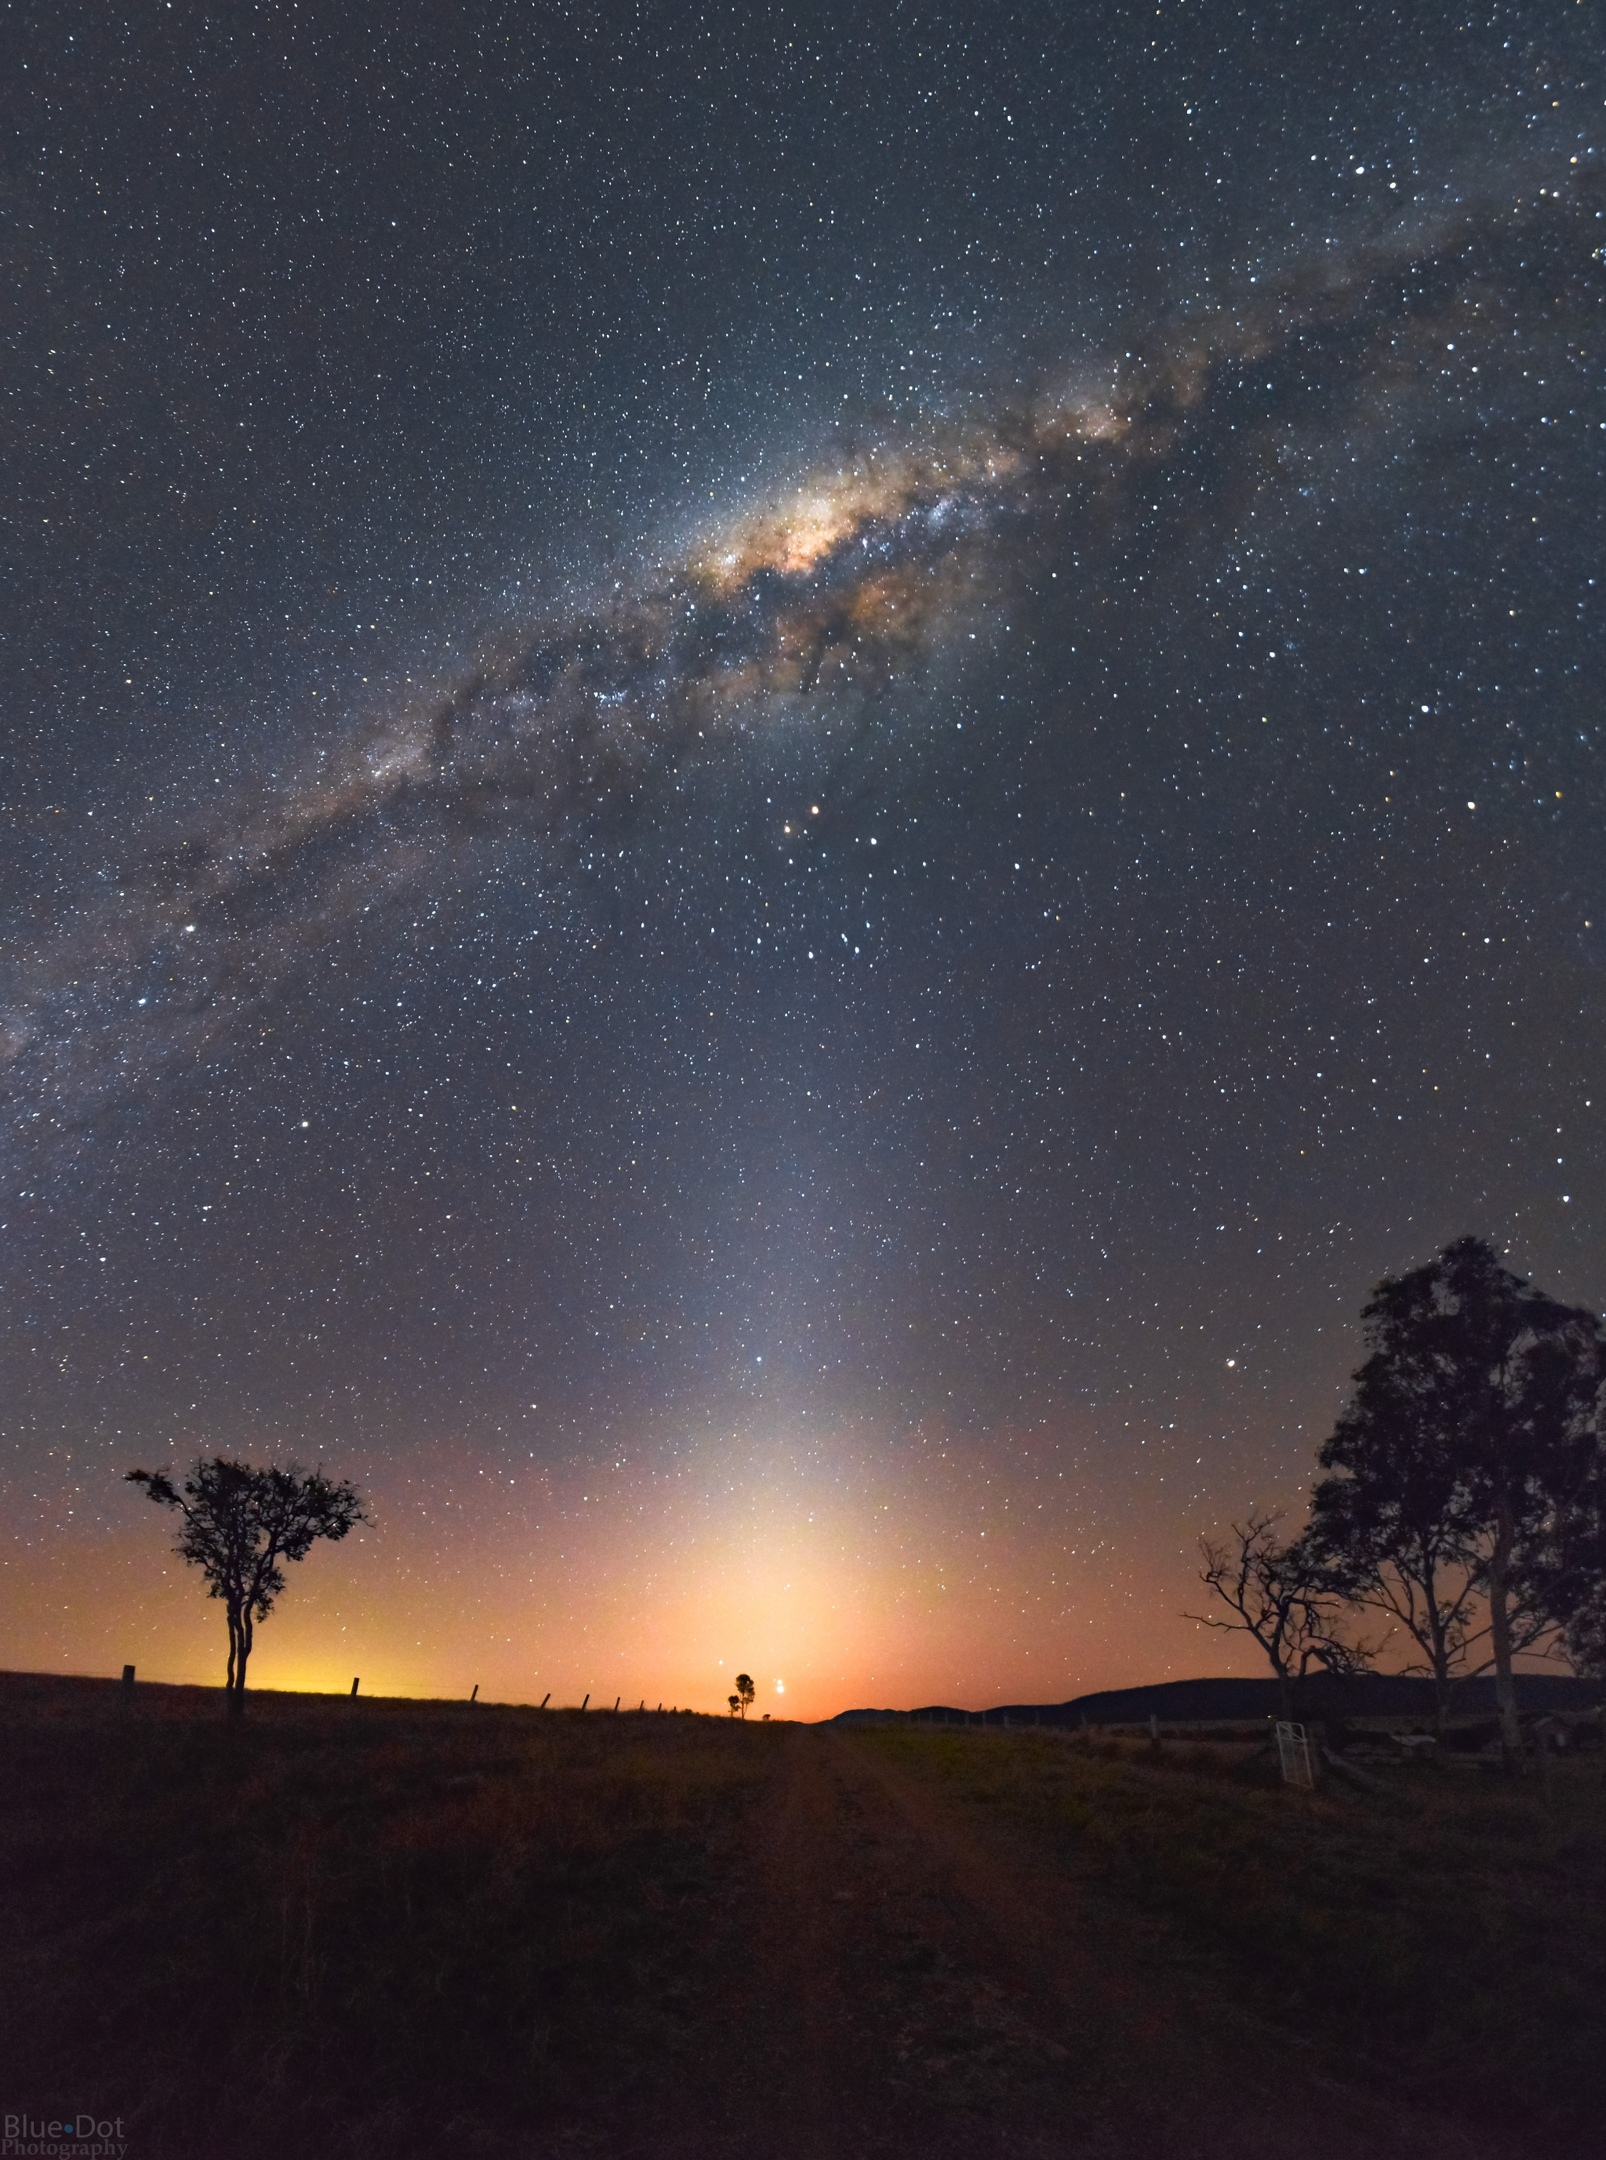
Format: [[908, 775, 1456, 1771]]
[[1188, 1512, 1369, 1718]]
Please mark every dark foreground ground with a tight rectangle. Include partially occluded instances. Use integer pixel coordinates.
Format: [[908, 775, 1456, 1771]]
[[2, 1674, 1601, 2159]]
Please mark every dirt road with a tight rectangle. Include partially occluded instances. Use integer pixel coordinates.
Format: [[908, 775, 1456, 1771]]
[[9, 1679, 1589, 2159], [582, 1726, 1536, 2160]]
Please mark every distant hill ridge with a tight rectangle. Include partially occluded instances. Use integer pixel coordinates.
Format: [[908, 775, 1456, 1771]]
[[825, 1672, 1604, 1726]]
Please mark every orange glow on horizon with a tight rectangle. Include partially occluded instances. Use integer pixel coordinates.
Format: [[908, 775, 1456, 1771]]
[[0, 1409, 1335, 1721]]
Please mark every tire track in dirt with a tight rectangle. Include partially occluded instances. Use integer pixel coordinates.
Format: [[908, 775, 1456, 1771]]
[[570, 1727, 1544, 2160], [844, 1729, 1546, 2160]]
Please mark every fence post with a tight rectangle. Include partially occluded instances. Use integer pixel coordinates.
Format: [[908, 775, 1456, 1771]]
[[122, 1664, 136, 1691], [350, 1677, 360, 1698], [580, 1693, 589, 1711], [470, 1684, 479, 1703], [539, 1692, 551, 1709]]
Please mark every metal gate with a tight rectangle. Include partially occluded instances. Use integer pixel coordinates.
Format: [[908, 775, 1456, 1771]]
[[1275, 1719, 1316, 1789]]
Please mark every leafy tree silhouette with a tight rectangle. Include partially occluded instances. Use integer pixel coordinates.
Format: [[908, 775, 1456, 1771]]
[[735, 1672, 755, 1718], [127, 1457, 366, 1716], [727, 1693, 741, 1717], [1310, 1237, 1605, 1753]]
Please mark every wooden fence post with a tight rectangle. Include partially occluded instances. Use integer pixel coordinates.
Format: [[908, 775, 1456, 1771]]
[[470, 1684, 479, 1703], [350, 1677, 360, 1698], [580, 1693, 589, 1711], [122, 1664, 136, 1691]]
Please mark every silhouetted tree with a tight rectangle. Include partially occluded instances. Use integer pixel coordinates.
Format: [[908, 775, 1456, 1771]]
[[1560, 1586, 1606, 1677], [127, 1458, 366, 1715], [1189, 1512, 1367, 1718], [727, 1692, 741, 1717], [1310, 1238, 1604, 1754], [1308, 1292, 1492, 1733], [1517, 1438, 1606, 1678], [735, 1672, 755, 1718]]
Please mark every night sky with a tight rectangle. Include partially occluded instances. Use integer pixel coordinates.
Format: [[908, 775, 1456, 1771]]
[[3, 2, 1603, 1719]]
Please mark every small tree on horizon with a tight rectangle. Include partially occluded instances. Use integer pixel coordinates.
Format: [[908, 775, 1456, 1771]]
[[735, 1672, 755, 1719], [127, 1457, 366, 1716], [727, 1692, 741, 1717], [1188, 1512, 1369, 1719]]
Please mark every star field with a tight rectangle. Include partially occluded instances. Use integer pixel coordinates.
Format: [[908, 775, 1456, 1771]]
[[2, 1, 1603, 1716]]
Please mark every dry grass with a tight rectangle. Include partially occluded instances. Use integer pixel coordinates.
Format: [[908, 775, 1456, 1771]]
[[868, 1723, 1606, 2137], [9, 1676, 1601, 2158], [0, 1674, 777, 2158]]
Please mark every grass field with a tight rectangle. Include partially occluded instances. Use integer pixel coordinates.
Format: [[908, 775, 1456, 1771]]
[[877, 1724, 1606, 2133], [2, 1673, 1601, 2159], [0, 1675, 773, 2158]]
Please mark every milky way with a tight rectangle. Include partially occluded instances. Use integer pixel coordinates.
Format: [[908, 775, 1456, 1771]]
[[6, 176, 1599, 1131]]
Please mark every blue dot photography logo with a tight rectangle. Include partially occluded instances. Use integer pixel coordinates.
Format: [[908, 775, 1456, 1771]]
[[2, 2119, 129, 2159]]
